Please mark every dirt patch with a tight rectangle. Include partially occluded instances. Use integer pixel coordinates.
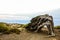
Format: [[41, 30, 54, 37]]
[[19, 29, 60, 40], [0, 28, 60, 40]]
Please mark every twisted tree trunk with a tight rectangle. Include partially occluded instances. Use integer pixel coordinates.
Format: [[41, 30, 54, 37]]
[[26, 14, 54, 33]]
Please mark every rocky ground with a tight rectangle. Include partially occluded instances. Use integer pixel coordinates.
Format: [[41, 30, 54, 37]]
[[0, 28, 60, 40]]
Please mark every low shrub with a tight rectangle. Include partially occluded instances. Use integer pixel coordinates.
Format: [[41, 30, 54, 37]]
[[3, 30, 11, 34], [0, 23, 22, 34], [10, 28, 21, 34], [0, 23, 9, 33], [23, 24, 28, 28], [54, 26, 60, 29]]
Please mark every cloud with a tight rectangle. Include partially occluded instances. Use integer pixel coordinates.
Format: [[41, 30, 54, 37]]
[[0, 0, 60, 25], [0, 0, 60, 14], [0, 15, 30, 20], [16, 0, 60, 13]]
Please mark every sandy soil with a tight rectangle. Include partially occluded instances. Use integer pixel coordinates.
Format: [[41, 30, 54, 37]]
[[0, 28, 60, 40]]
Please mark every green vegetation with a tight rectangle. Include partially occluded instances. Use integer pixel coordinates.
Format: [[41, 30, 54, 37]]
[[0, 22, 22, 34], [54, 26, 60, 29], [0, 22, 60, 34], [10, 28, 21, 34], [22, 24, 28, 28], [0, 23, 9, 33]]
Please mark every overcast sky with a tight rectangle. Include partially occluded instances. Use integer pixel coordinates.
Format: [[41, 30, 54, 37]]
[[0, 0, 60, 25], [0, 0, 60, 14]]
